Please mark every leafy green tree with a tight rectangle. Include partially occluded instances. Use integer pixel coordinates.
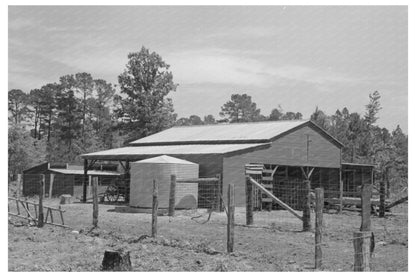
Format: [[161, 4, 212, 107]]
[[88, 79, 116, 148], [189, 115, 204, 125], [39, 83, 59, 142], [219, 93, 261, 123], [115, 46, 178, 142], [269, 107, 283, 121], [8, 124, 46, 178], [8, 89, 29, 124], [310, 107, 330, 130], [28, 89, 43, 139], [203, 114, 216, 124]]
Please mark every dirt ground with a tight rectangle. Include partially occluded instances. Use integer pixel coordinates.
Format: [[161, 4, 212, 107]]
[[8, 198, 408, 271]]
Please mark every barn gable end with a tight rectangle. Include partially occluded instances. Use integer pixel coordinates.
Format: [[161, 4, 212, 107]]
[[223, 124, 341, 206]]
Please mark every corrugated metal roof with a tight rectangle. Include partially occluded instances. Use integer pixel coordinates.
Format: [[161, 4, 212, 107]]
[[81, 143, 269, 160], [130, 120, 308, 145], [49, 169, 121, 176], [132, 155, 196, 165]]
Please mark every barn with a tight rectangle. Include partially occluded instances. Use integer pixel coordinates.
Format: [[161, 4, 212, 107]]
[[23, 162, 121, 199], [81, 120, 374, 208]]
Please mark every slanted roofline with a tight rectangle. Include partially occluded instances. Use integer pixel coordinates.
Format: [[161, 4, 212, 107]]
[[129, 120, 344, 149], [268, 120, 344, 149]]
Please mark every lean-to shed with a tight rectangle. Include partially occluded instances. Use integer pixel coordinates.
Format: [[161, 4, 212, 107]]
[[129, 155, 199, 209]]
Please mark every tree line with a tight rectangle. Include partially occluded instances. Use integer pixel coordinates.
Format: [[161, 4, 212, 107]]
[[8, 46, 407, 196]]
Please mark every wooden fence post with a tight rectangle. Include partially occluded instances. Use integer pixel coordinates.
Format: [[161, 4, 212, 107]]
[[353, 183, 372, 271], [38, 174, 45, 227], [302, 180, 311, 231], [49, 173, 55, 199], [152, 180, 158, 237], [246, 176, 253, 225], [227, 183, 235, 253], [379, 181, 385, 218], [360, 184, 372, 232], [93, 177, 99, 227], [353, 231, 372, 271], [168, 175, 176, 217], [315, 188, 324, 270]]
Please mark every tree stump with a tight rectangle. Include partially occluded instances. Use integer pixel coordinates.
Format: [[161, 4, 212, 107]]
[[60, 194, 73, 204], [101, 250, 132, 271]]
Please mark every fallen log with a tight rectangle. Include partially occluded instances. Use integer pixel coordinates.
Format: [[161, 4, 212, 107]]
[[385, 196, 408, 210]]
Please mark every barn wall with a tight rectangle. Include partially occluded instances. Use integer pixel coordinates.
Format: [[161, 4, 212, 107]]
[[223, 125, 341, 206]]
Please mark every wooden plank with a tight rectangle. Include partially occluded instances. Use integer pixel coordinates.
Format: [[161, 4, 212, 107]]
[[248, 177, 302, 220], [385, 196, 408, 210], [49, 208, 54, 224], [176, 177, 219, 183], [307, 168, 315, 179], [59, 207, 65, 226], [227, 183, 235, 253], [17, 174, 22, 198], [8, 197, 65, 212], [38, 175, 45, 227], [168, 175, 176, 217], [262, 176, 274, 181], [49, 173, 55, 199], [92, 177, 98, 227], [246, 176, 253, 225], [15, 199, 20, 215], [152, 180, 158, 237], [315, 188, 324, 270]]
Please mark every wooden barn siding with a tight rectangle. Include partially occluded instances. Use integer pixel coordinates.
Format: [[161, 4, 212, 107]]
[[222, 125, 341, 206]]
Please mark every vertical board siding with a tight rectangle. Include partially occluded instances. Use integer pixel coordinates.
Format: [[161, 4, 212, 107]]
[[223, 125, 341, 207]]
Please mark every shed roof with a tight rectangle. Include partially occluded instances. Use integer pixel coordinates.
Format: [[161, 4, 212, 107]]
[[81, 143, 269, 160], [132, 155, 196, 165], [130, 120, 308, 145], [49, 168, 121, 176], [129, 120, 343, 148]]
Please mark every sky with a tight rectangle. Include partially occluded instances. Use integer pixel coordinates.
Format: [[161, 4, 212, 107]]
[[8, 6, 408, 132]]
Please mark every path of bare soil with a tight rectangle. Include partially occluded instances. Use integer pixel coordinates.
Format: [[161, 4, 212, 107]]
[[8, 199, 408, 271]]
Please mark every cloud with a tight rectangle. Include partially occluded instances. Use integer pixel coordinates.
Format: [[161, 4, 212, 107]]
[[166, 48, 360, 89]]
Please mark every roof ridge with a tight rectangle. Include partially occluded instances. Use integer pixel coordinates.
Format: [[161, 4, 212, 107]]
[[171, 119, 309, 128]]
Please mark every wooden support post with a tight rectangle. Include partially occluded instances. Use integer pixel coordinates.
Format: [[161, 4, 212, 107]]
[[38, 174, 45, 227], [246, 176, 253, 225], [302, 180, 311, 231], [339, 167, 343, 213], [360, 184, 371, 231], [152, 180, 158, 237], [379, 181, 385, 218], [49, 174, 55, 199], [353, 231, 372, 271], [168, 175, 176, 217], [83, 159, 88, 203], [215, 173, 222, 212], [124, 161, 130, 203], [93, 177, 99, 227], [17, 174, 22, 198], [88, 175, 92, 198], [227, 183, 235, 253], [315, 188, 324, 270]]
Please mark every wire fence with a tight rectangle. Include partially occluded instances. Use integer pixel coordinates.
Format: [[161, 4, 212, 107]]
[[9, 170, 408, 271]]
